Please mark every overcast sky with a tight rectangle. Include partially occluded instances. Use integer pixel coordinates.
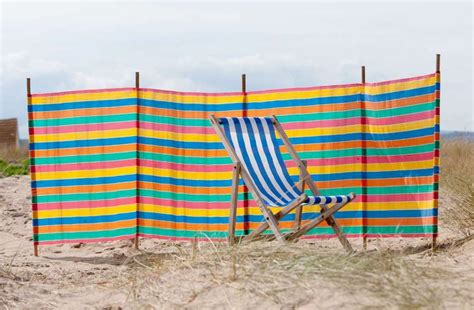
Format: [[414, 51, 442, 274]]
[[1, 1, 472, 138]]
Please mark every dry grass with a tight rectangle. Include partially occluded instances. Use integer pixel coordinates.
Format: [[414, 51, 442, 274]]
[[121, 239, 473, 308], [116, 136, 474, 308], [0, 144, 28, 164], [440, 137, 474, 236]]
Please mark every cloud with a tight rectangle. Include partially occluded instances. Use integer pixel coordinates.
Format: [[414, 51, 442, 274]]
[[0, 1, 472, 138]]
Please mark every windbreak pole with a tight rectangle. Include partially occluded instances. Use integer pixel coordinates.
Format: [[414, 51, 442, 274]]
[[135, 72, 140, 250], [27, 78, 38, 257]]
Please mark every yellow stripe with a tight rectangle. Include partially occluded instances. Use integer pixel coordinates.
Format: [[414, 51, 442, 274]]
[[365, 76, 437, 95], [30, 76, 435, 105], [363, 119, 434, 134], [31, 90, 137, 104], [33, 128, 137, 143], [138, 200, 433, 217], [139, 129, 221, 143], [34, 204, 136, 218], [33, 166, 137, 181], [366, 200, 434, 210], [138, 161, 430, 181], [139, 86, 361, 105], [139, 202, 364, 216]]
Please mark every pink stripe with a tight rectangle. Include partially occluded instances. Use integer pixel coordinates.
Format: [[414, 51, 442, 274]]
[[139, 111, 433, 136], [36, 234, 135, 245], [139, 197, 257, 209], [282, 117, 360, 130], [140, 88, 243, 97], [139, 121, 215, 134], [35, 197, 136, 211], [139, 233, 367, 242], [140, 151, 432, 173], [363, 193, 434, 202], [365, 233, 436, 238], [33, 121, 136, 134], [31, 73, 436, 98], [364, 110, 434, 126], [247, 82, 361, 95], [31, 87, 135, 97], [365, 73, 436, 87], [32, 159, 137, 173]]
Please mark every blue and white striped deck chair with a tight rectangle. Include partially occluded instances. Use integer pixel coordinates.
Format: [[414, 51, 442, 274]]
[[210, 115, 355, 252]]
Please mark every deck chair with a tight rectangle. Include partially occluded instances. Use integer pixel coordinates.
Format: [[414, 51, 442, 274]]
[[210, 115, 355, 252]]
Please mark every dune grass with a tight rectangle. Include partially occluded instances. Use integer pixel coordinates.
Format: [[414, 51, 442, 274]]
[[440, 137, 474, 236], [0, 145, 29, 177]]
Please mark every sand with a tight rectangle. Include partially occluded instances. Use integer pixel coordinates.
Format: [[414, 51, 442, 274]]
[[1, 175, 473, 309]]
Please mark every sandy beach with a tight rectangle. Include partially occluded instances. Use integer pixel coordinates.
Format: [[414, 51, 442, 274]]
[[1, 175, 472, 309]]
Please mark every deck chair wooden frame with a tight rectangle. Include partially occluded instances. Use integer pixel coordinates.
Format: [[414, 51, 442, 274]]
[[210, 115, 354, 252]]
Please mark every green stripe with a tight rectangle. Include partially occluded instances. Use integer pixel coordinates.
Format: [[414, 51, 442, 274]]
[[138, 226, 365, 238], [34, 189, 136, 203], [30, 113, 136, 127], [363, 185, 434, 195], [138, 187, 363, 203], [138, 225, 435, 238], [137, 144, 433, 166], [365, 101, 435, 118], [365, 144, 434, 156], [366, 225, 437, 234], [35, 227, 135, 241], [138, 101, 435, 127], [32, 152, 136, 165]]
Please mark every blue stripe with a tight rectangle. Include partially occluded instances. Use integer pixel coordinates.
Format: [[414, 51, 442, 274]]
[[139, 94, 361, 112], [258, 118, 300, 201], [136, 168, 435, 189], [136, 127, 434, 151], [31, 136, 136, 150], [34, 212, 136, 226], [137, 208, 437, 224], [33, 174, 137, 188], [221, 118, 279, 205], [243, 119, 282, 203], [363, 85, 436, 102], [29, 98, 136, 112]]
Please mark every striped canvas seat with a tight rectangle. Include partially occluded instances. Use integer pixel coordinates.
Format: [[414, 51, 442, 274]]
[[220, 117, 355, 207]]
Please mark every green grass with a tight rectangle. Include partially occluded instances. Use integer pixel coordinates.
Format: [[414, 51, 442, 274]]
[[0, 145, 29, 177]]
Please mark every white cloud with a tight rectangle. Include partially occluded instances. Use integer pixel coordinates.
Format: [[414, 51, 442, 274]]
[[1, 1, 472, 138]]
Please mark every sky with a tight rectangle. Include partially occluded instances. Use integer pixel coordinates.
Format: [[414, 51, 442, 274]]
[[1, 1, 473, 138]]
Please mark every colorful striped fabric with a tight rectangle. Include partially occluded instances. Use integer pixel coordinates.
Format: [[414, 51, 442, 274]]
[[29, 73, 439, 245], [29, 88, 139, 245]]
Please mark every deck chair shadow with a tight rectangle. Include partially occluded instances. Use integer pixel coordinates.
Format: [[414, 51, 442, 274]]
[[210, 115, 355, 252]]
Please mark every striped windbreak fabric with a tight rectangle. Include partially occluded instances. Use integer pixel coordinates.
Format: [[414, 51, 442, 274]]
[[28, 72, 439, 244], [220, 117, 353, 207]]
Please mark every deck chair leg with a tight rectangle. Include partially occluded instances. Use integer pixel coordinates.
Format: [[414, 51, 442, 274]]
[[293, 160, 307, 230], [245, 194, 307, 241], [260, 205, 285, 242], [228, 163, 241, 245], [289, 202, 348, 241], [322, 207, 353, 253]]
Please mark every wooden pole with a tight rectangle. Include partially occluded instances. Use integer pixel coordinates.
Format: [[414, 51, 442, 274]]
[[27, 78, 38, 257], [361, 66, 368, 250], [241, 74, 250, 234], [433, 54, 440, 251], [134, 72, 140, 250]]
